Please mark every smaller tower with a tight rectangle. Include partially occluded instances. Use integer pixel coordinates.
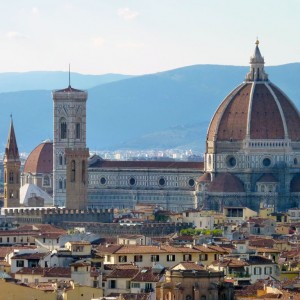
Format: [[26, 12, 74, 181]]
[[3, 116, 21, 207], [65, 147, 89, 210]]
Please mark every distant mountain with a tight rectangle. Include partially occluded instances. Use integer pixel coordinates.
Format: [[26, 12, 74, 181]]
[[0, 71, 132, 92], [1, 63, 300, 154]]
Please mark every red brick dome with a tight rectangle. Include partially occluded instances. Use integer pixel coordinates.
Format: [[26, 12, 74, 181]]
[[207, 42, 300, 143], [23, 140, 53, 174], [207, 173, 244, 193]]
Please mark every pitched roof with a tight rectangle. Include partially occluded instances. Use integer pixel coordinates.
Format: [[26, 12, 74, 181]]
[[131, 268, 161, 282], [15, 267, 71, 277]]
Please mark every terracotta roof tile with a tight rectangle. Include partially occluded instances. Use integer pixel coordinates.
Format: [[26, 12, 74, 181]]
[[23, 141, 53, 174]]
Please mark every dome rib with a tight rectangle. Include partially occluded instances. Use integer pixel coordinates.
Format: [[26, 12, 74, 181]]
[[265, 83, 288, 138]]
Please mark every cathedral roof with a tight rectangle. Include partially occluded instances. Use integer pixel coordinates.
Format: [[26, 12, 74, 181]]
[[54, 85, 84, 93], [23, 140, 53, 174], [257, 173, 278, 183], [207, 41, 300, 142], [197, 173, 211, 182], [207, 173, 244, 193], [89, 158, 203, 170]]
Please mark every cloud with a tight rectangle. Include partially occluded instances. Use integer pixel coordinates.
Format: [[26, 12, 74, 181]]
[[32, 7, 39, 15], [92, 37, 105, 47], [116, 42, 144, 49], [5, 31, 29, 40], [117, 8, 139, 20]]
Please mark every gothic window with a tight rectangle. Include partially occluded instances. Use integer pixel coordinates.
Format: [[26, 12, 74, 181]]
[[59, 179, 63, 190], [9, 171, 14, 184], [71, 160, 76, 182], [4, 171, 6, 184], [9, 190, 13, 198], [59, 154, 63, 165], [43, 176, 50, 187], [64, 179, 66, 189], [60, 118, 67, 140], [76, 123, 81, 139], [82, 160, 86, 184]]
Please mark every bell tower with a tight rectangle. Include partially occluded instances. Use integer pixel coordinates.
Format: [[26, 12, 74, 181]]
[[3, 116, 20, 208], [52, 73, 88, 207]]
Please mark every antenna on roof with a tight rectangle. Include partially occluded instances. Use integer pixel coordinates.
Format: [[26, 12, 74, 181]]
[[68, 63, 71, 88]]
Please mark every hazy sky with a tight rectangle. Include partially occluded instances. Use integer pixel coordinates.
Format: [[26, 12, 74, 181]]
[[0, 0, 299, 75]]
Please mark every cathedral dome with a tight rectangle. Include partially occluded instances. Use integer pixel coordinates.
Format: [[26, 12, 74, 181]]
[[207, 41, 300, 143], [23, 140, 53, 174], [207, 173, 244, 193]]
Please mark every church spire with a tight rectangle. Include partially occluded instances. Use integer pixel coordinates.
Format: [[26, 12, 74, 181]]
[[245, 39, 268, 82], [5, 115, 19, 160]]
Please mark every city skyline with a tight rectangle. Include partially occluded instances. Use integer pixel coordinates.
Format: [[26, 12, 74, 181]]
[[0, 0, 299, 75]]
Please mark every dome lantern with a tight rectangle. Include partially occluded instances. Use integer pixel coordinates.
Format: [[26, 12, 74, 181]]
[[245, 39, 268, 82]]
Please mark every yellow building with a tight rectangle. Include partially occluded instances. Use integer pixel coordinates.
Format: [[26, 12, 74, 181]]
[[97, 244, 229, 268], [0, 279, 103, 300]]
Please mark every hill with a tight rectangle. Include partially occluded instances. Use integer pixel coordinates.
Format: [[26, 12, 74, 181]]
[[0, 63, 300, 154]]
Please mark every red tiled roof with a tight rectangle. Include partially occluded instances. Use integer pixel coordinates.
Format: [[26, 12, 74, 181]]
[[197, 173, 211, 182], [106, 267, 139, 279], [132, 268, 161, 282], [208, 173, 245, 193], [16, 267, 71, 278], [257, 173, 278, 183], [23, 141, 53, 174]]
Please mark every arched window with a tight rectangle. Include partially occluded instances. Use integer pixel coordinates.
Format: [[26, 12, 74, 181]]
[[9, 171, 14, 184], [59, 154, 63, 165], [82, 160, 86, 184], [60, 118, 67, 140], [4, 170, 6, 184], [59, 179, 63, 190], [76, 122, 81, 139], [43, 175, 50, 186], [71, 160, 76, 182], [64, 179, 66, 189]]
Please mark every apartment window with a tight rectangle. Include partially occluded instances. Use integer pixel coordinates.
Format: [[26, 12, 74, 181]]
[[199, 254, 208, 261], [13, 237, 16, 243], [119, 255, 127, 262], [109, 280, 116, 289], [16, 260, 24, 267], [183, 254, 192, 261], [145, 283, 153, 291], [167, 254, 175, 262], [131, 282, 140, 288], [151, 255, 160, 262], [265, 267, 272, 275], [134, 255, 143, 262], [254, 267, 261, 275]]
